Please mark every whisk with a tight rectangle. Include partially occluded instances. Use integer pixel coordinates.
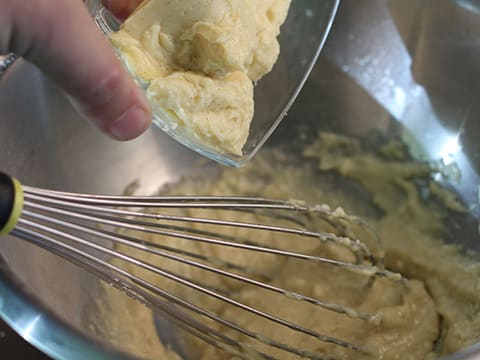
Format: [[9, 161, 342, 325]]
[[0, 172, 404, 360]]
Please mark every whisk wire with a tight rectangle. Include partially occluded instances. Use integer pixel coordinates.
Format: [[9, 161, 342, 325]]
[[0, 175, 408, 359], [23, 187, 384, 259], [21, 207, 378, 323], [10, 226, 272, 360], [22, 190, 395, 276], [14, 221, 360, 359]]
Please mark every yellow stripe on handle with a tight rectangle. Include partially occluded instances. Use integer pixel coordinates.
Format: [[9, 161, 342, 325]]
[[0, 177, 24, 235]]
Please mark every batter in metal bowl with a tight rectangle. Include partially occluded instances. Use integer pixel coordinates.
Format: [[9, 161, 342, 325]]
[[90, 132, 480, 359]]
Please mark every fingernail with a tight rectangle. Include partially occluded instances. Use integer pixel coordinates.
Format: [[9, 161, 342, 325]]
[[107, 106, 150, 141]]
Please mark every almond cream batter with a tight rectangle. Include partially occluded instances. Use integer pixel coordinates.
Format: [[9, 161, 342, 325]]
[[89, 133, 480, 359], [110, 0, 291, 155]]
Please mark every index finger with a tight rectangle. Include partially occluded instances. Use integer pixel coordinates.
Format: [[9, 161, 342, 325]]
[[0, 0, 152, 140]]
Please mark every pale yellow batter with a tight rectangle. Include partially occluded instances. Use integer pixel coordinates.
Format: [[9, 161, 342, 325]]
[[89, 133, 480, 359], [110, 0, 291, 155]]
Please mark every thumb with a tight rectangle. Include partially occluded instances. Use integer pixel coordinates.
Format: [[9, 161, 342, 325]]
[[0, 0, 152, 141]]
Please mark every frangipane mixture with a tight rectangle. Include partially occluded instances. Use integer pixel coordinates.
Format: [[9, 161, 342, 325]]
[[89, 132, 480, 360], [110, 0, 292, 155]]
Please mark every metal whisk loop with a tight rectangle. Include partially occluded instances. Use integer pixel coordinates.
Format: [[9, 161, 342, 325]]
[[11, 226, 272, 360], [14, 221, 367, 359], [3, 184, 407, 358], [23, 187, 383, 267]]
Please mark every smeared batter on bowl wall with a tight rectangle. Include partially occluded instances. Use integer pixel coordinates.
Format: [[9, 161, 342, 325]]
[[110, 0, 292, 155], [89, 132, 480, 359]]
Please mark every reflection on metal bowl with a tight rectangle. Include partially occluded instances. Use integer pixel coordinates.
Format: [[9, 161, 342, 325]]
[[0, 0, 479, 359]]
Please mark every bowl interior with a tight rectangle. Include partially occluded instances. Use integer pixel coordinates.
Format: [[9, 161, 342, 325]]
[[0, 0, 480, 359]]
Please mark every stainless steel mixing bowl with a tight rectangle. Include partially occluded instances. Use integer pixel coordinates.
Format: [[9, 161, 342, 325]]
[[0, 0, 479, 359]]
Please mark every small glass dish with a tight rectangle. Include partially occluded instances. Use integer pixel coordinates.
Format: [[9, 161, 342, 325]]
[[86, 0, 339, 167]]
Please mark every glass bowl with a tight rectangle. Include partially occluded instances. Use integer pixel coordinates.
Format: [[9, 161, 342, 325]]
[[86, 0, 339, 167]]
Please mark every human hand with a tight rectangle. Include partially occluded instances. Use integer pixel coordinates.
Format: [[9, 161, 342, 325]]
[[0, 0, 151, 141], [103, 0, 143, 21]]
